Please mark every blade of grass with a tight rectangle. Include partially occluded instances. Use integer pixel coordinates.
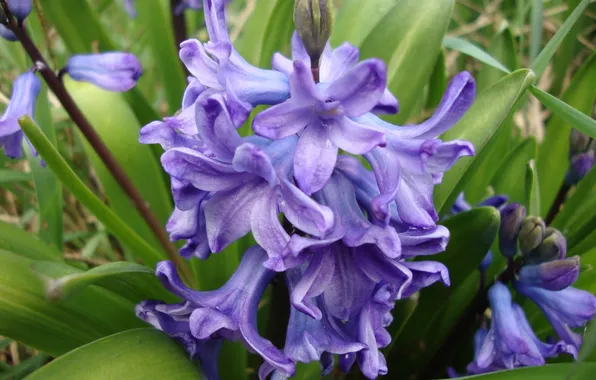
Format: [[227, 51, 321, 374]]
[[528, 0, 543, 63], [443, 36, 511, 74]]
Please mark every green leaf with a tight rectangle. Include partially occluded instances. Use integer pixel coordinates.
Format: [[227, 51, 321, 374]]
[[28, 85, 63, 251], [491, 137, 537, 206], [0, 354, 49, 380], [525, 159, 541, 217], [25, 329, 202, 379], [0, 249, 142, 356], [331, 0, 399, 47], [0, 221, 62, 261], [255, 0, 294, 69], [18, 116, 164, 267], [31, 261, 176, 304], [426, 50, 447, 109], [530, 0, 591, 78], [387, 207, 500, 377], [360, 0, 454, 123], [451, 363, 596, 379], [0, 169, 31, 184], [38, 0, 160, 126], [553, 166, 596, 231], [528, 0, 543, 63], [476, 24, 518, 93], [65, 81, 173, 259], [537, 52, 596, 216], [443, 37, 511, 75], [531, 86, 596, 140], [134, 0, 186, 114], [435, 69, 536, 215]]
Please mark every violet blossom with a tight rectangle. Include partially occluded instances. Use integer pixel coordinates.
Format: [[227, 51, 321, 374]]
[[65, 52, 143, 92]]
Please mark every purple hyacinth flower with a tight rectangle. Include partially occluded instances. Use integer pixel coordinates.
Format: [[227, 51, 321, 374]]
[[253, 58, 388, 195], [357, 72, 476, 228], [136, 246, 296, 378], [178, 0, 289, 106], [471, 282, 567, 371], [0, 72, 41, 159], [518, 257, 580, 291], [272, 32, 399, 115], [66, 52, 142, 92], [6, 0, 32, 21], [567, 151, 595, 185], [259, 269, 366, 380], [515, 280, 596, 356], [156, 92, 334, 259], [0, 24, 17, 42]]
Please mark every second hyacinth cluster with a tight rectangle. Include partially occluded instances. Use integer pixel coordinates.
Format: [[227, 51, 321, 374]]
[[135, 0, 475, 378]]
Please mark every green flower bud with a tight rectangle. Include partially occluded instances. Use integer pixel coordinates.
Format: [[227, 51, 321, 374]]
[[294, 0, 334, 67], [518, 216, 545, 256]]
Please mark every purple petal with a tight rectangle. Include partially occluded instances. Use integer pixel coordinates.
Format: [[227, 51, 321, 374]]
[[290, 249, 335, 320], [518, 257, 580, 291], [401, 261, 450, 298], [252, 101, 312, 140], [420, 139, 475, 179], [179, 39, 221, 89], [271, 52, 293, 77], [232, 142, 277, 185], [290, 60, 320, 102], [182, 77, 207, 109], [399, 225, 450, 258], [279, 179, 335, 238], [293, 123, 338, 195], [204, 181, 269, 252], [251, 188, 290, 260], [320, 42, 360, 83], [195, 93, 243, 160], [363, 148, 399, 224], [394, 171, 437, 228], [328, 117, 386, 155], [139, 121, 200, 151], [372, 88, 399, 115], [203, 0, 230, 43], [326, 59, 387, 117], [66, 53, 142, 92]]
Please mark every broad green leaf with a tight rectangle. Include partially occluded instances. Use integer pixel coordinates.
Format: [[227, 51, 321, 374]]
[[443, 37, 511, 75], [525, 160, 541, 217], [531, 86, 596, 140], [387, 207, 500, 377], [256, 0, 294, 69], [0, 221, 62, 261], [38, 0, 160, 126], [0, 169, 31, 184], [453, 363, 596, 379], [135, 0, 186, 114], [331, 0, 399, 47], [570, 229, 596, 257], [360, 0, 454, 123], [476, 24, 518, 92], [537, 52, 596, 216], [31, 261, 176, 304], [66, 81, 172, 259], [0, 249, 142, 357], [426, 50, 447, 109], [25, 329, 202, 379], [553, 166, 596, 231], [492, 137, 537, 205], [530, 0, 591, 78], [435, 69, 536, 215], [18, 116, 164, 267]]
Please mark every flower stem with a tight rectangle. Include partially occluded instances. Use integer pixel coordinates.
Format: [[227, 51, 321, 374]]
[[545, 182, 571, 225], [170, 0, 187, 51], [0, 1, 194, 286]]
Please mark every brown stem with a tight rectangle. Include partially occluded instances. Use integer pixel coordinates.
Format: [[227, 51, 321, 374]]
[[170, 0, 188, 60], [545, 182, 571, 225], [1, 1, 193, 285]]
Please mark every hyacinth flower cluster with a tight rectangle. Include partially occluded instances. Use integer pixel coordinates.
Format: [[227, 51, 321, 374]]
[[134, 0, 477, 378], [451, 195, 596, 376], [0, 1, 143, 159]]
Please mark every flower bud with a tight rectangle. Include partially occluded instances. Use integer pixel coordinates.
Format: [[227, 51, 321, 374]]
[[6, 0, 32, 22], [478, 251, 493, 272], [294, 0, 334, 66], [498, 203, 526, 258], [65, 52, 142, 92], [518, 216, 545, 256], [0, 23, 16, 42], [569, 129, 591, 155], [518, 256, 580, 291], [567, 151, 595, 185], [525, 228, 567, 265]]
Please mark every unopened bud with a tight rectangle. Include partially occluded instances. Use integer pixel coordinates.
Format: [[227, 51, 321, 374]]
[[498, 203, 526, 258], [6, 0, 32, 22], [294, 0, 334, 66], [478, 251, 493, 272], [518, 216, 545, 256], [569, 129, 591, 155], [567, 151, 595, 185], [528, 228, 567, 263], [518, 256, 579, 290]]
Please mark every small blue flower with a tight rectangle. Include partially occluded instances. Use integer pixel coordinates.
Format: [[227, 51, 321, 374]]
[[6, 0, 32, 21], [66, 52, 142, 92], [0, 72, 41, 159]]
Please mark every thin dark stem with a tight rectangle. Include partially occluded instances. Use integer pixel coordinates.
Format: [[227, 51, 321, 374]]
[[170, 0, 188, 53], [545, 182, 571, 225], [1, 1, 193, 286], [311, 57, 320, 84]]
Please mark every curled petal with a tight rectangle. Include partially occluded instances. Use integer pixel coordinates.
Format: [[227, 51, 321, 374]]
[[372, 88, 399, 115], [252, 101, 312, 140], [320, 42, 360, 83], [195, 93, 243, 161], [399, 226, 450, 258], [518, 257, 580, 291], [179, 39, 220, 89], [293, 123, 338, 195], [401, 261, 450, 298], [66, 52, 142, 92], [232, 143, 277, 185], [251, 188, 290, 261], [328, 117, 386, 155], [290, 249, 335, 320]]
